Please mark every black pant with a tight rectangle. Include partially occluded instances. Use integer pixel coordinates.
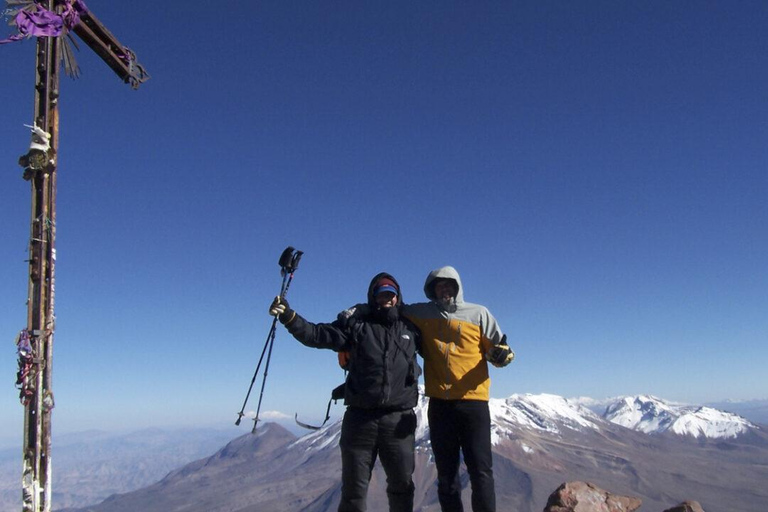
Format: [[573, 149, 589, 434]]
[[339, 407, 416, 512], [428, 399, 495, 512]]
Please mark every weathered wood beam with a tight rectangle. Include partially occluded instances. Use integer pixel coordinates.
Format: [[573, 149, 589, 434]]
[[72, 9, 148, 88]]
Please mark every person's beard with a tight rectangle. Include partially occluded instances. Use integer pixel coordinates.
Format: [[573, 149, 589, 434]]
[[374, 305, 399, 324]]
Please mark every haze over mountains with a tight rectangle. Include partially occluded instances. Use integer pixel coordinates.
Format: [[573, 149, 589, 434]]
[[19, 392, 762, 512], [0, 428, 236, 512]]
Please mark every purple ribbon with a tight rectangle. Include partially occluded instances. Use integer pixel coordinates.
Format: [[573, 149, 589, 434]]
[[16, 329, 33, 358], [1, 0, 87, 45]]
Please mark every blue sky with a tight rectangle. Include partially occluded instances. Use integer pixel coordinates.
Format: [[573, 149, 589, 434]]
[[1, 1, 766, 443]]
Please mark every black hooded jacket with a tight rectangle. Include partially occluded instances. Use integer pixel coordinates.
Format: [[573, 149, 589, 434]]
[[284, 272, 421, 410]]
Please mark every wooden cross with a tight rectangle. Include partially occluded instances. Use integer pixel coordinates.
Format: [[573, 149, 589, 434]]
[[6, 2, 149, 511]]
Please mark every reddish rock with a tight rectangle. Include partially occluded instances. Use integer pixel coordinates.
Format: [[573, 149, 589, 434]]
[[543, 481, 642, 512], [663, 502, 706, 512]]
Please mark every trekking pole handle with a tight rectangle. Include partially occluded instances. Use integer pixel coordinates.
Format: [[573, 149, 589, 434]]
[[290, 250, 303, 272], [279, 246, 304, 275]]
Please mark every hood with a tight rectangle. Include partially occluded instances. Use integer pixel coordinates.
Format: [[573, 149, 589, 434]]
[[423, 266, 464, 304], [366, 272, 403, 307]]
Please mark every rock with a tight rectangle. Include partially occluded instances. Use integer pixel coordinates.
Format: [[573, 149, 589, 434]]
[[663, 502, 706, 512], [543, 481, 642, 512]]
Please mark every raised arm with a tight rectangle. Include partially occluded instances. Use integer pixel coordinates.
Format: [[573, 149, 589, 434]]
[[270, 296, 350, 351]]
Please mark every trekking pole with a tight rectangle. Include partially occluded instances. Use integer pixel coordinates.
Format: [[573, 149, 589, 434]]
[[235, 247, 303, 432]]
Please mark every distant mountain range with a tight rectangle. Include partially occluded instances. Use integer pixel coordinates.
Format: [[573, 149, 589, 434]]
[[0, 427, 235, 512], [46, 393, 768, 512]]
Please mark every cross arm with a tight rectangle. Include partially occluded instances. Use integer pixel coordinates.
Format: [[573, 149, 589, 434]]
[[71, 8, 149, 89]]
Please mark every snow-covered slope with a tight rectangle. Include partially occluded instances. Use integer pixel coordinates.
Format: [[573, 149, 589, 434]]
[[601, 395, 756, 439], [489, 393, 601, 443]]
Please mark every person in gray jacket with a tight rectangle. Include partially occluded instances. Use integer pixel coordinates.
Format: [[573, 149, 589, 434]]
[[403, 266, 513, 512]]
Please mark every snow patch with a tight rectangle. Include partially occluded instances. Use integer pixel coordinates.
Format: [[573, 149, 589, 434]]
[[291, 421, 342, 452]]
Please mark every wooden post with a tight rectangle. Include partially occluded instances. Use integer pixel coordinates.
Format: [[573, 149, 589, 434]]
[[12, 2, 149, 510], [20, 8, 60, 508]]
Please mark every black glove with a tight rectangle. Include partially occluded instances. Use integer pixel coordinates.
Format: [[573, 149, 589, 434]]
[[269, 296, 295, 325], [486, 335, 514, 368]]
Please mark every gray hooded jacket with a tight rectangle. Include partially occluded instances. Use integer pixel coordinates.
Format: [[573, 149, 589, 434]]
[[402, 266, 505, 401]]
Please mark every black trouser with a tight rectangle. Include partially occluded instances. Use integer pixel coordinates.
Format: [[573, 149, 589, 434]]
[[339, 407, 416, 512], [428, 399, 495, 512]]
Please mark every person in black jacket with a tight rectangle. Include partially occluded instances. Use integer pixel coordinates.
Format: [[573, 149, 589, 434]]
[[269, 272, 421, 512]]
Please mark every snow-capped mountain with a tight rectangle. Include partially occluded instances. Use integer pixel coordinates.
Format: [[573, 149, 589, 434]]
[[438, 390, 760, 442], [294, 391, 609, 455], [490, 393, 601, 439], [584, 394, 757, 439], [291, 391, 762, 473], [297, 391, 761, 454]]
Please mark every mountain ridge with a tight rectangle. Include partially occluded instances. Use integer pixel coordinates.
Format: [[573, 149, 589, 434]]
[[54, 392, 768, 512]]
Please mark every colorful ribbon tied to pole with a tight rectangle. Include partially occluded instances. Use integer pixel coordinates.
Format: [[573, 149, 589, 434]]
[[1, 0, 87, 44], [15, 329, 35, 405]]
